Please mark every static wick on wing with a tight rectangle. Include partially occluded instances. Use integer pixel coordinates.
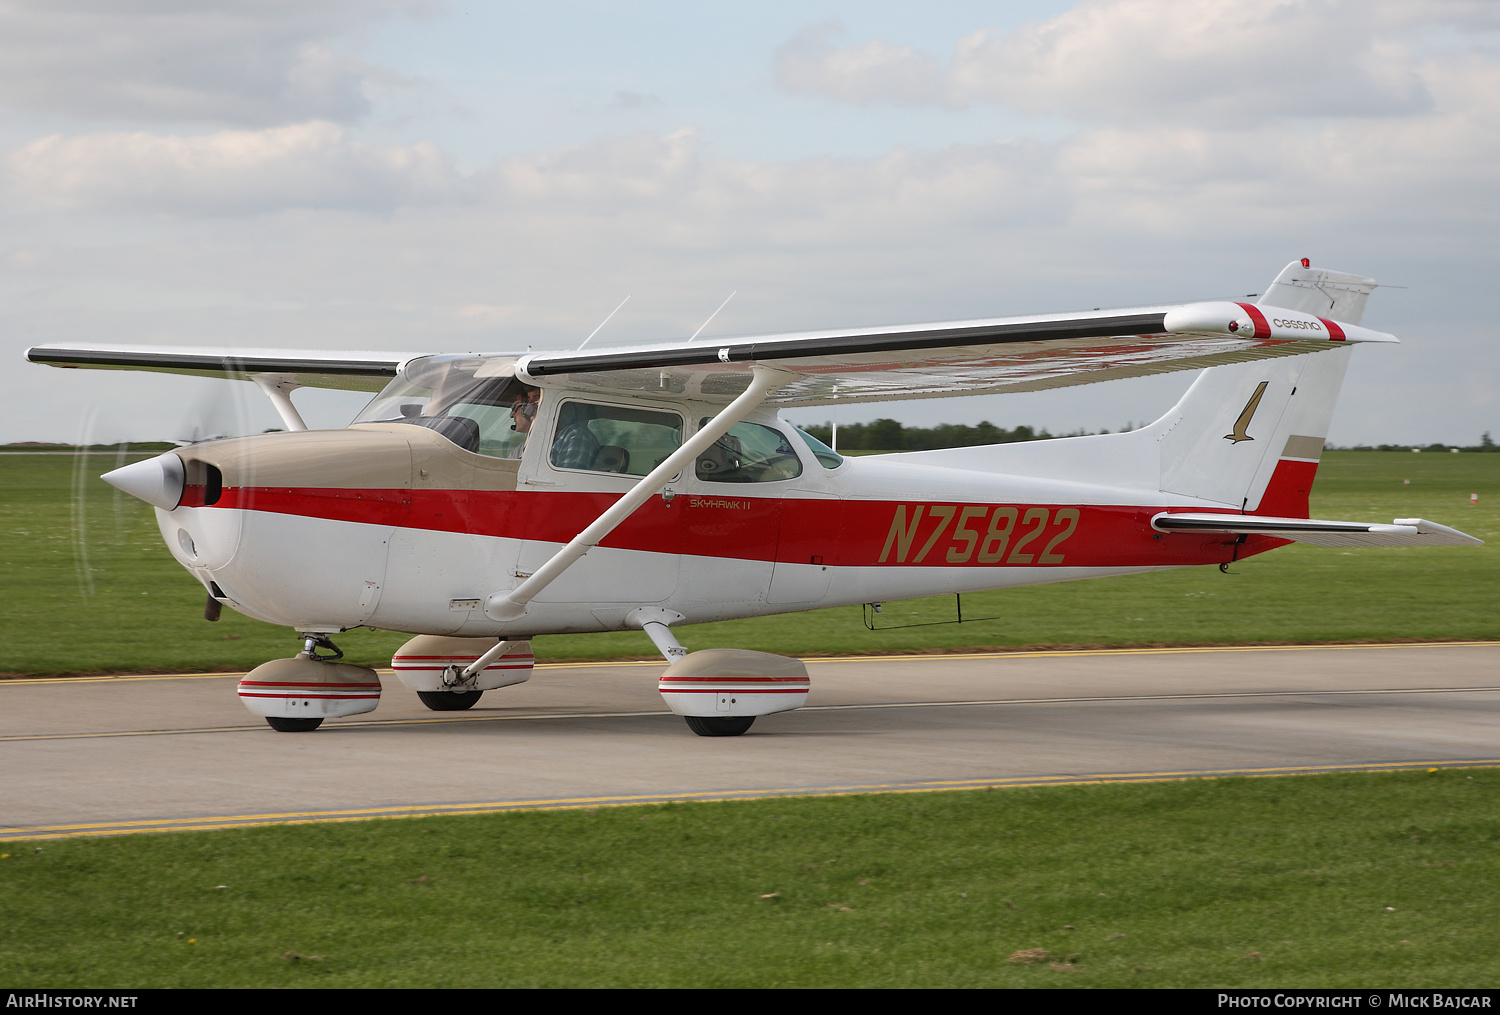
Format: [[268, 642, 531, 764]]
[[577, 295, 631, 350], [686, 291, 736, 342]]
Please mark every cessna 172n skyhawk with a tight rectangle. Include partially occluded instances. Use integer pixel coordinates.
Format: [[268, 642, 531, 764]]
[[26, 260, 1481, 736]]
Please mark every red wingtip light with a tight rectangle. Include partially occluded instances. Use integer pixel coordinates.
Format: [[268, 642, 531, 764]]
[[1300, 257, 1311, 268]]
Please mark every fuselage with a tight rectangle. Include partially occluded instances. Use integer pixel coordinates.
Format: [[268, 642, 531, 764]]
[[153, 389, 1289, 639]]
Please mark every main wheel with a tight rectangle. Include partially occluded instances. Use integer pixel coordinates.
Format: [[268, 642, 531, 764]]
[[417, 689, 484, 711], [684, 715, 755, 737], [266, 716, 323, 732]]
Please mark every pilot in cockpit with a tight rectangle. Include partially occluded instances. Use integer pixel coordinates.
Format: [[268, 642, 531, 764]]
[[507, 384, 540, 459]]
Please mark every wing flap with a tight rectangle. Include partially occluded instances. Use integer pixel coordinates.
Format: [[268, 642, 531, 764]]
[[1152, 512, 1482, 548]]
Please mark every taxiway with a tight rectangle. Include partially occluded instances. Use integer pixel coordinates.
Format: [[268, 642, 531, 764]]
[[2, 642, 1496, 840]]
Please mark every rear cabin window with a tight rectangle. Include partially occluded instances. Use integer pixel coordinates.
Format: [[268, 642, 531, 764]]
[[549, 401, 683, 476], [695, 420, 804, 483]]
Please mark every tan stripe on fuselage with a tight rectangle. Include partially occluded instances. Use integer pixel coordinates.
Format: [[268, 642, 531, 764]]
[[1281, 434, 1326, 461], [176, 423, 519, 493]]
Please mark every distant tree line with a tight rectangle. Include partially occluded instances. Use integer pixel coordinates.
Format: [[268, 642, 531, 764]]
[[1330, 432, 1499, 453], [802, 420, 1079, 452], [801, 423, 1500, 454]]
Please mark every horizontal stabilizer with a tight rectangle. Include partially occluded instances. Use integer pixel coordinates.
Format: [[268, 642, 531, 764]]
[[1151, 513, 1482, 548]]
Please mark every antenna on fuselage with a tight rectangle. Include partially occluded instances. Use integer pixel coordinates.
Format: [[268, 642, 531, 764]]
[[686, 291, 736, 342], [831, 384, 838, 452], [578, 295, 630, 350]]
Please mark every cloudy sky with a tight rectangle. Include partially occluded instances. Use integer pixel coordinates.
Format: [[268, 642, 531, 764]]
[[3, 0, 1498, 445]]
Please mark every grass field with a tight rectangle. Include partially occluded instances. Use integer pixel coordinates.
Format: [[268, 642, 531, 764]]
[[4, 450, 1497, 989], [2, 450, 1496, 675], [2, 769, 1496, 988]]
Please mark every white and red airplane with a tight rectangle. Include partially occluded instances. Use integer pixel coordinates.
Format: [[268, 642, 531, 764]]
[[27, 259, 1480, 735]]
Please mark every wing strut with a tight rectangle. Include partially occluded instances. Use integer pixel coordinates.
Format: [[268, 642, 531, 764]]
[[251, 375, 308, 432], [483, 365, 793, 622]]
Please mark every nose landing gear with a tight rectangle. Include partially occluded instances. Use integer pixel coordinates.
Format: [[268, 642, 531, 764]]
[[237, 635, 383, 732]]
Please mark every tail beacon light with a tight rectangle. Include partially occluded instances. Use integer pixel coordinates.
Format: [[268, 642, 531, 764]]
[[391, 636, 535, 692], [657, 649, 810, 718]]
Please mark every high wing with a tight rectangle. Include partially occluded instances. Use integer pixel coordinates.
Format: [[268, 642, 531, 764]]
[[514, 300, 1394, 406], [26, 290, 1394, 407], [1152, 513, 1482, 548], [24, 344, 416, 392]]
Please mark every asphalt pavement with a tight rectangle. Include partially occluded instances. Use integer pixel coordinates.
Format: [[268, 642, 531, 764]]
[[2, 642, 1496, 840]]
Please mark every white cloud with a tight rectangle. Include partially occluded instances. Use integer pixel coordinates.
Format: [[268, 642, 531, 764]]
[[5, 3, 1500, 445], [0, 0, 429, 125], [8, 121, 459, 213], [777, 0, 1500, 123], [776, 21, 949, 106]]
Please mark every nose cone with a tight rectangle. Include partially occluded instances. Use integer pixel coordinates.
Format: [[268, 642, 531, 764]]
[[102, 453, 186, 510]]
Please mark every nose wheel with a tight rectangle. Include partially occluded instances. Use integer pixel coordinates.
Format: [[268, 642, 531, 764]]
[[417, 689, 484, 711]]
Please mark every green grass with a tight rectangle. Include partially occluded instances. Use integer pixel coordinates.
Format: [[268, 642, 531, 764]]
[[2, 769, 1496, 987], [2, 451, 1496, 675]]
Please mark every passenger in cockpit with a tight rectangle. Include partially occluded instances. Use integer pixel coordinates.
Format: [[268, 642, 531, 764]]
[[551, 401, 601, 470]]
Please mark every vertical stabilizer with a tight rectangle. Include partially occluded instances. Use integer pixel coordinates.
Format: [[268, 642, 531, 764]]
[[1157, 347, 1351, 515], [1258, 260, 1378, 325]]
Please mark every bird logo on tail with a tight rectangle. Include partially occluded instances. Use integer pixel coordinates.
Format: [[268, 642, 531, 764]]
[[1224, 381, 1269, 443]]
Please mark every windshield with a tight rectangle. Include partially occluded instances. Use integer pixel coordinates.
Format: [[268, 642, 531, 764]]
[[353, 355, 530, 458], [794, 427, 844, 469]]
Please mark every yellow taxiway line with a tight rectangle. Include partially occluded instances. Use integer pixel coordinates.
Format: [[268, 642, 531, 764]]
[[3, 758, 1497, 842]]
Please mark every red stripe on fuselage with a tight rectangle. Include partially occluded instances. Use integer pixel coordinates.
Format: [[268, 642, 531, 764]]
[[207, 486, 1273, 568]]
